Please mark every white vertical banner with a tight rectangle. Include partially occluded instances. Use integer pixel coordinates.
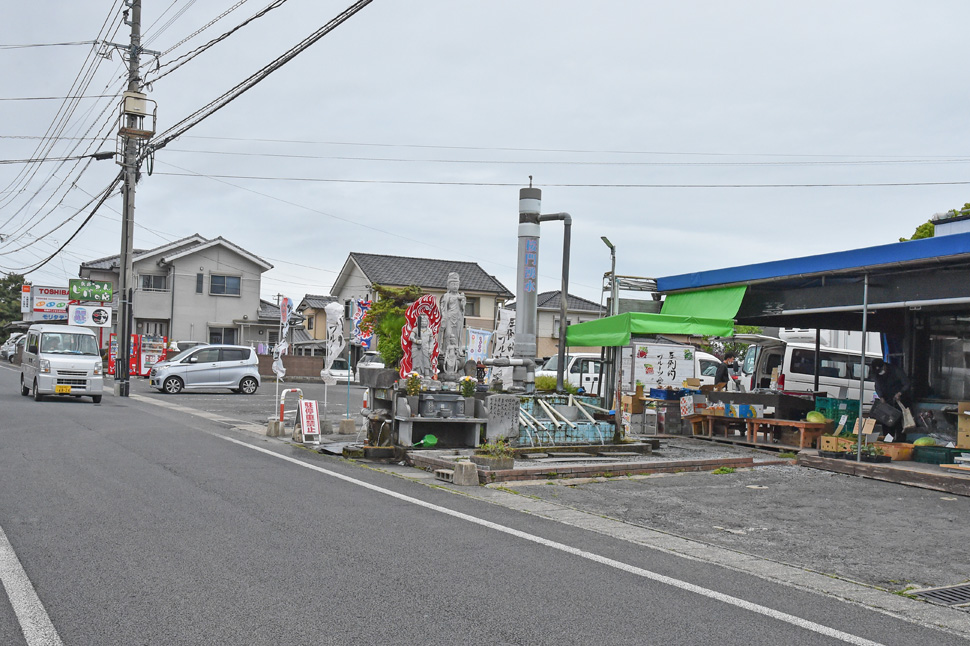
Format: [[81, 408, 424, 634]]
[[490, 309, 515, 385], [466, 328, 492, 363], [20, 285, 31, 313]]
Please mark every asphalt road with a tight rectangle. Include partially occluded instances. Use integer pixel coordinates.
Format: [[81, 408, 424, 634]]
[[0, 363, 966, 645]]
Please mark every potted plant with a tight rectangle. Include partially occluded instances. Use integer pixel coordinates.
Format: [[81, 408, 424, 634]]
[[459, 376, 477, 417], [860, 444, 891, 463], [471, 439, 515, 470], [405, 371, 421, 417]]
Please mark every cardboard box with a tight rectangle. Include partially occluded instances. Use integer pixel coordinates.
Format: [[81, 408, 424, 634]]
[[874, 442, 915, 461], [727, 404, 764, 419], [682, 378, 701, 388], [958, 402, 970, 449], [705, 403, 727, 416], [680, 394, 707, 416], [622, 395, 644, 414]]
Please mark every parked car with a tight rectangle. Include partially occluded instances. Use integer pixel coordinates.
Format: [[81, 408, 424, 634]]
[[19, 324, 103, 403], [354, 351, 385, 382], [736, 335, 880, 400], [322, 357, 352, 383], [149, 344, 260, 394], [1, 332, 24, 361]]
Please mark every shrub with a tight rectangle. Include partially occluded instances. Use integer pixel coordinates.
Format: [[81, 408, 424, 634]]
[[534, 375, 578, 394]]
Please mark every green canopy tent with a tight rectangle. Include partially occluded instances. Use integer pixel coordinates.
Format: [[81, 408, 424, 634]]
[[565, 312, 735, 348]]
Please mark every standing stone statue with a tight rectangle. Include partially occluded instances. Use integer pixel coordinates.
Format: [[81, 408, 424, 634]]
[[410, 314, 434, 379], [439, 272, 467, 380]]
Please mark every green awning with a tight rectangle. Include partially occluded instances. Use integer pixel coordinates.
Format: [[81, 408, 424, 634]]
[[565, 312, 735, 347], [660, 285, 747, 319]]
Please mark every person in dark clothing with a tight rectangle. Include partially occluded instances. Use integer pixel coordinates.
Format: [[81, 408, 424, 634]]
[[714, 352, 736, 391], [871, 358, 912, 436], [871, 359, 911, 407]]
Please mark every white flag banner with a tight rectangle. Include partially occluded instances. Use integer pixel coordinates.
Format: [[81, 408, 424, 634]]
[[272, 339, 289, 378], [466, 328, 492, 363], [490, 309, 515, 385]]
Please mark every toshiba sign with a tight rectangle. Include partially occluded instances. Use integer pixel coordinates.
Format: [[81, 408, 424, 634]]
[[29, 285, 69, 321]]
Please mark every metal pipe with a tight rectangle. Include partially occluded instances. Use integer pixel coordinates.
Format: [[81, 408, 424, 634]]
[[855, 274, 869, 462], [779, 295, 970, 316], [540, 397, 577, 429], [535, 399, 565, 430], [813, 328, 821, 393], [514, 188, 542, 391], [539, 212, 572, 393]]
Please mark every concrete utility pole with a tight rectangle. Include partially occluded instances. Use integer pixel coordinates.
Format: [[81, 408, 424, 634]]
[[115, 0, 144, 397]]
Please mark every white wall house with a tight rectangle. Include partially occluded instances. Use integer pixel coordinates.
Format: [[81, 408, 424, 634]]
[[79, 235, 275, 348]]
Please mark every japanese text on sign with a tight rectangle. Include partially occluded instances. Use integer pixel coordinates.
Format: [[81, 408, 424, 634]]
[[523, 238, 538, 293]]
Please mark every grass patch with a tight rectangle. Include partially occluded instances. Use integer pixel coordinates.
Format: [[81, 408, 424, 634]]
[[778, 452, 797, 458], [711, 467, 736, 475]]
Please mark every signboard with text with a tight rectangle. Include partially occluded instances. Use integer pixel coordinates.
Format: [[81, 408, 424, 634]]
[[30, 286, 69, 321], [299, 400, 321, 440], [20, 285, 31, 313], [68, 278, 113, 302], [629, 343, 696, 391]]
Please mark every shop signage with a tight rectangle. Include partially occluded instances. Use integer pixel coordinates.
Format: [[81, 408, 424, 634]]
[[69, 278, 113, 302], [68, 305, 112, 328], [20, 285, 31, 313], [629, 342, 697, 390], [31, 286, 69, 321]]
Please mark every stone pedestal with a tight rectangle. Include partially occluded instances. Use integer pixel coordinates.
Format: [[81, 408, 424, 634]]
[[339, 418, 356, 434], [452, 461, 479, 486], [266, 420, 284, 437]]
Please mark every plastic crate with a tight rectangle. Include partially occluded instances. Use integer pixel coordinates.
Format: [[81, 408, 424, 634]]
[[912, 446, 964, 465], [649, 388, 686, 400]]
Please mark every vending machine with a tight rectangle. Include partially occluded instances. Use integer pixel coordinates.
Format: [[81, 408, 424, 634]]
[[108, 334, 168, 376]]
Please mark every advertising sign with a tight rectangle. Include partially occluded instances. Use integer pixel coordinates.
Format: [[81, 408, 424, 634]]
[[31, 285, 69, 321], [21, 285, 30, 313], [630, 343, 696, 391], [69, 278, 113, 302], [299, 400, 321, 439], [68, 304, 112, 328]]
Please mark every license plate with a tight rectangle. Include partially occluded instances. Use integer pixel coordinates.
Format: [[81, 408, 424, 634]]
[[55, 385, 72, 394]]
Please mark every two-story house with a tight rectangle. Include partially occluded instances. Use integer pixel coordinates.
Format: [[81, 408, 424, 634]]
[[79, 235, 275, 348], [292, 294, 337, 356], [506, 291, 604, 360]]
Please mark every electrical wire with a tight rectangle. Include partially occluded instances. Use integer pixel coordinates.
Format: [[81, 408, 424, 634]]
[[145, 0, 289, 86], [156, 0, 250, 56], [147, 0, 374, 156]]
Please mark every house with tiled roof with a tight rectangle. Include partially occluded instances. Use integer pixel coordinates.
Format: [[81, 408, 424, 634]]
[[330, 252, 513, 362], [79, 235, 274, 348], [292, 294, 337, 356]]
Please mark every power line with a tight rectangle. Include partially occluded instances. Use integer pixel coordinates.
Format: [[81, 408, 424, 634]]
[[161, 147, 970, 168], [0, 95, 117, 101], [151, 170, 970, 189], [0, 41, 100, 49], [146, 0, 375, 155]]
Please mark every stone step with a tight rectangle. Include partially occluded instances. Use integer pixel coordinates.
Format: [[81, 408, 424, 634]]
[[597, 451, 641, 458], [547, 452, 594, 458]]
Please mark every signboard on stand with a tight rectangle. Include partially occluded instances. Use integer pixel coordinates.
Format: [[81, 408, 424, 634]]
[[68, 305, 112, 328], [629, 343, 696, 391], [20, 285, 31, 313], [299, 399, 321, 442]]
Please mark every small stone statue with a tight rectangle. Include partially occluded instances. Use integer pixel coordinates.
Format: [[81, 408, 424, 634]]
[[410, 314, 434, 379], [439, 272, 467, 381]]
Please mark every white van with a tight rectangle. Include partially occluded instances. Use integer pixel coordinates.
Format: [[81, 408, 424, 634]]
[[538, 349, 723, 394], [739, 336, 880, 401], [20, 324, 104, 403]]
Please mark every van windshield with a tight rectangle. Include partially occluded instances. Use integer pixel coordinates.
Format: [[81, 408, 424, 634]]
[[40, 332, 99, 356]]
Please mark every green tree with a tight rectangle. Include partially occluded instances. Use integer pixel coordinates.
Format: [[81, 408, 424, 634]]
[[0, 273, 27, 341], [699, 324, 762, 359], [899, 202, 970, 241], [359, 284, 424, 369]]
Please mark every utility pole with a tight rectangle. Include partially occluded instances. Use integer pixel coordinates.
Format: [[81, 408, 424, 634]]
[[115, 0, 146, 397]]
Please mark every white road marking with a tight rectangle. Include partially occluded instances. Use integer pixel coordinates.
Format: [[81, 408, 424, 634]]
[[222, 436, 887, 646], [0, 524, 63, 646]]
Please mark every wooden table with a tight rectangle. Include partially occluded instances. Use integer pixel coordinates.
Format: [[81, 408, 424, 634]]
[[744, 417, 829, 449], [686, 414, 748, 440]]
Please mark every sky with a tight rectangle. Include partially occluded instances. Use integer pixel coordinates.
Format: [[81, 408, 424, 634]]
[[2, 0, 970, 308]]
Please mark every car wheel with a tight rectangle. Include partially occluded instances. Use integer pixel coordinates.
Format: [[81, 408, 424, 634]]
[[20, 376, 29, 397], [33, 380, 43, 402], [163, 377, 184, 394], [239, 377, 258, 395], [92, 395, 102, 404]]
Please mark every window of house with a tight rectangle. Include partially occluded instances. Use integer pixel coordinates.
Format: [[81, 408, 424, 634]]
[[464, 298, 479, 317], [307, 315, 314, 331], [268, 330, 279, 345], [140, 274, 167, 292], [196, 273, 204, 294], [209, 327, 238, 344], [210, 275, 241, 296]]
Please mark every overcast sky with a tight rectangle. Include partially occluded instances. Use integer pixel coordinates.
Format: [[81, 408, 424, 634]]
[[3, 0, 969, 307]]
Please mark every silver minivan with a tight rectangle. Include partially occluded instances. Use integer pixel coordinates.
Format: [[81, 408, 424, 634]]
[[149, 344, 260, 394], [20, 324, 104, 403]]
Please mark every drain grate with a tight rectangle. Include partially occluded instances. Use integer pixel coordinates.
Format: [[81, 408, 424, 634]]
[[912, 583, 970, 606]]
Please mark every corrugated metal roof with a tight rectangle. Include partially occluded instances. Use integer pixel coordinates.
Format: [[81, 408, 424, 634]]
[[350, 252, 512, 297]]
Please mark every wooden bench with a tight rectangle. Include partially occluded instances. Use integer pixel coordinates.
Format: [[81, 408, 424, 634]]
[[744, 418, 829, 449], [685, 414, 747, 440]]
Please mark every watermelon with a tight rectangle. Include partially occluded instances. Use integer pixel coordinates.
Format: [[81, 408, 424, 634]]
[[913, 436, 936, 446], [806, 411, 827, 423]]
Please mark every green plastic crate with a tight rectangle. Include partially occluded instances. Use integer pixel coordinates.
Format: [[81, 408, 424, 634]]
[[912, 446, 965, 465]]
